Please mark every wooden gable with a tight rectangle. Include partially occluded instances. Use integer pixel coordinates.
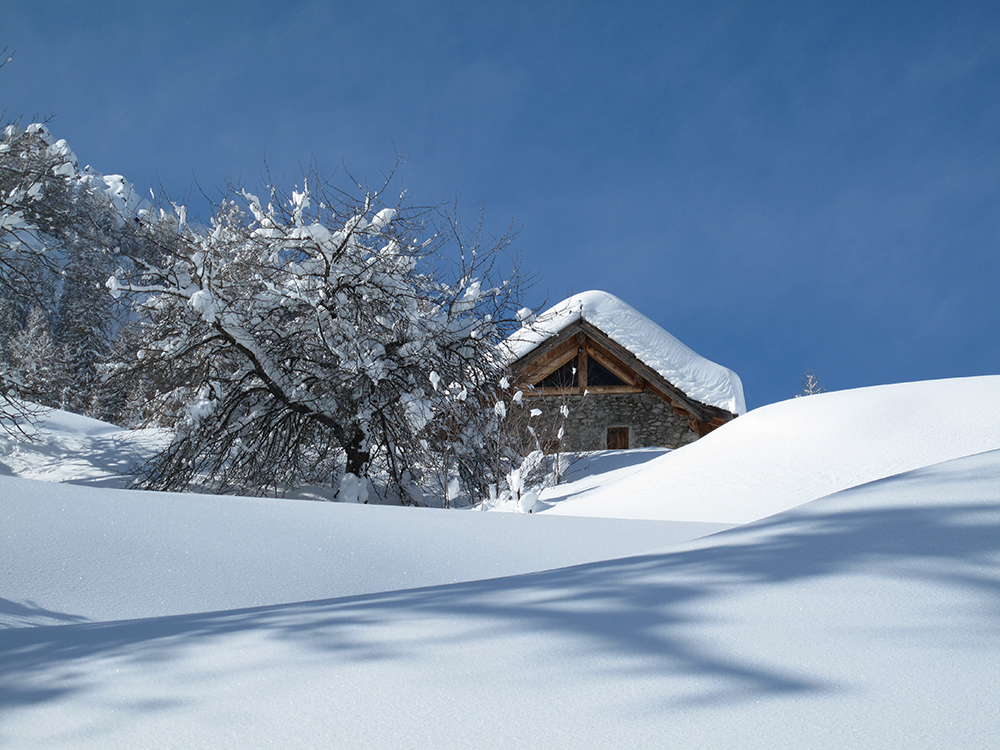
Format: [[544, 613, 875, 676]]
[[511, 319, 733, 437]]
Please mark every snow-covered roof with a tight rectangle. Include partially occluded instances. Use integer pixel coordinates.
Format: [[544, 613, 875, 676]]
[[504, 290, 746, 415]]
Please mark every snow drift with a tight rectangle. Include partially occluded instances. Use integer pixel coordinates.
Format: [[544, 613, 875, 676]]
[[3, 448, 999, 749], [2, 375, 1000, 748], [539, 375, 1000, 523]]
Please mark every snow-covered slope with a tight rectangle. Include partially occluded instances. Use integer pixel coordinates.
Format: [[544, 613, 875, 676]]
[[3, 123, 147, 223], [2, 449, 998, 749], [504, 290, 746, 414], [3, 376, 1000, 748], [0, 407, 167, 487], [539, 375, 1000, 523], [0, 475, 726, 624]]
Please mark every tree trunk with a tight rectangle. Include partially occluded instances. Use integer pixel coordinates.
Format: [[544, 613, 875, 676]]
[[344, 426, 370, 479]]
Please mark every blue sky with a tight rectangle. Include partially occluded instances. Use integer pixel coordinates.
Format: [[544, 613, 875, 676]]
[[4, 0, 999, 408]]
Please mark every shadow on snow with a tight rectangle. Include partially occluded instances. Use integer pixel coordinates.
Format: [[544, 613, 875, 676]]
[[1, 451, 999, 715]]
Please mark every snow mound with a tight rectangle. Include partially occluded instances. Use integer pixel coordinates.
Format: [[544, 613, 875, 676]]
[[540, 375, 1000, 524], [2, 450, 998, 748], [0, 475, 728, 624], [503, 290, 745, 414]]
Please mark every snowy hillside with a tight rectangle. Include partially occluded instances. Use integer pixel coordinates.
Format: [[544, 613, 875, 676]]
[[537, 375, 1000, 523], [0, 475, 726, 623], [2, 376, 1000, 748], [4, 123, 146, 218], [0, 408, 167, 487]]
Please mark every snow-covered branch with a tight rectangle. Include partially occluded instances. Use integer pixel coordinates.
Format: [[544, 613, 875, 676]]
[[112, 173, 525, 500]]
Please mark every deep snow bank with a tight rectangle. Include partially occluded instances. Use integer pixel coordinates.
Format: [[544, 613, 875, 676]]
[[0, 475, 728, 623], [539, 375, 1000, 523], [3, 450, 998, 749]]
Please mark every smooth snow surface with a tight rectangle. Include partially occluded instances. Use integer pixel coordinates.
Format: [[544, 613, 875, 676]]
[[3, 451, 999, 749], [0, 475, 727, 623], [3, 376, 1000, 748], [539, 375, 1000, 523], [504, 290, 746, 414]]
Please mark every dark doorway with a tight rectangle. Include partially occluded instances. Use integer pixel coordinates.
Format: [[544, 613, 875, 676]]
[[607, 426, 629, 450]]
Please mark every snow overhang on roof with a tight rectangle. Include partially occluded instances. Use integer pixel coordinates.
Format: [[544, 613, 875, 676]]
[[503, 290, 746, 415]]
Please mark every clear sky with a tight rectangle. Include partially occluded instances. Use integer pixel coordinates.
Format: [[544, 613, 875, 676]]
[[3, 0, 998, 408]]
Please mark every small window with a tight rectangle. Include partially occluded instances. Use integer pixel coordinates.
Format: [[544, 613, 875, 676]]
[[538, 358, 578, 388], [607, 426, 629, 450], [587, 358, 627, 387]]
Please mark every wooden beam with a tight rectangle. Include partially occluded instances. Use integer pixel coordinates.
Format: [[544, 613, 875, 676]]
[[511, 318, 735, 425], [517, 338, 578, 384], [521, 385, 643, 396], [573, 321, 718, 423], [587, 345, 642, 389], [583, 385, 643, 395], [521, 386, 583, 397], [511, 321, 588, 372]]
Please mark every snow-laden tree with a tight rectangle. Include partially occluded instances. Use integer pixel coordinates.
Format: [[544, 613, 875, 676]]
[[0, 123, 84, 422], [1, 124, 68, 336], [7, 306, 66, 407], [109, 174, 524, 500], [0, 124, 102, 301], [0, 122, 141, 424]]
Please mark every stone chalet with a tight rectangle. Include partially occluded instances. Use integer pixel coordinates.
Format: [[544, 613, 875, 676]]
[[503, 291, 745, 452]]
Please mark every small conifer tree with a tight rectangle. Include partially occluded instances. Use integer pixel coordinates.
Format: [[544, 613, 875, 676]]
[[796, 371, 825, 397]]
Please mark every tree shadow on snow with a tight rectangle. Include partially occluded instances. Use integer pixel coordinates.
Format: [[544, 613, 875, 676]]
[[1, 452, 999, 716], [0, 599, 90, 629]]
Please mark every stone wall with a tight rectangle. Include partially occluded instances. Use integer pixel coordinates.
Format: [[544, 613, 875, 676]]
[[523, 391, 699, 451]]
